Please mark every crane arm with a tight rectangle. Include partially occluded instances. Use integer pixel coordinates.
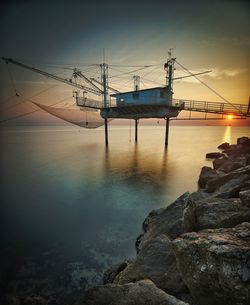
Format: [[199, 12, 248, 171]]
[[2, 57, 102, 96], [90, 78, 120, 94], [74, 70, 103, 94]]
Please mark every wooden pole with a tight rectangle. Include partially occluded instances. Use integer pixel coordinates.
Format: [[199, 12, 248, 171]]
[[135, 119, 138, 143], [165, 117, 170, 146], [105, 118, 108, 146]]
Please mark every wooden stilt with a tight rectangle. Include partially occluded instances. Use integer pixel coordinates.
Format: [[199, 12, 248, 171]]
[[135, 119, 138, 143], [105, 118, 108, 146], [165, 117, 170, 146]]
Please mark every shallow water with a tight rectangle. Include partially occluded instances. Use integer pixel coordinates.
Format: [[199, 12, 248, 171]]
[[1, 124, 249, 302]]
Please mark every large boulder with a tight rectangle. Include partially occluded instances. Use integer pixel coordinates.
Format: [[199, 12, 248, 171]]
[[214, 155, 247, 173], [237, 136, 250, 146], [205, 165, 250, 198], [198, 166, 220, 188], [183, 197, 250, 232], [173, 222, 250, 305], [136, 192, 190, 252], [114, 235, 188, 295], [218, 142, 230, 150], [80, 279, 190, 305]]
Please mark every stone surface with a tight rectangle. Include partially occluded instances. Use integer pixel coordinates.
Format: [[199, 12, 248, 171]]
[[136, 192, 190, 252], [173, 222, 250, 305], [215, 155, 247, 173], [80, 279, 190, 305], [240, 190, 250, 207], [198, 166, 220, 188], [114, 235, 188, 295], [183, 197, 250, 232], [206, 152, 225, 159], [218, 142, 230, 150], [237, 136, 250, 146], [205, 165, 250, 198], [103, 261, 130, 284], [212, 157, 228, 170]]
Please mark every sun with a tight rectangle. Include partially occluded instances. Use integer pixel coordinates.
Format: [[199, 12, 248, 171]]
[[227, 115, 233, 120]]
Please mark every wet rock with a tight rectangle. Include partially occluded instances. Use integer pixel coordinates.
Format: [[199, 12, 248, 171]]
[[136, 192, 190, 252], [206, 152, 225, 159], [103, 261, 130, 284], [173, 222, 250, 305], [218, 142, 230, 150], [198, 166, 220, 188], [80, 279, 190, 305], [114, 235, 188, 295], [240, 190, 250, 207], [183, 197, 250, 232]]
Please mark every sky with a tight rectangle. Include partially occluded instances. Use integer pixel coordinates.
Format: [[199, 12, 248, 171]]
[[0, 0, 249, 124]]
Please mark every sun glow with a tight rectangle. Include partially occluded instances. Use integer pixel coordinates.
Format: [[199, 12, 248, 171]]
[[227, 115, 233, 120]]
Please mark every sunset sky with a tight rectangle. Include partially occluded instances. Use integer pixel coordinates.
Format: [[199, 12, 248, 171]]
[[0, 0, 249, 124]]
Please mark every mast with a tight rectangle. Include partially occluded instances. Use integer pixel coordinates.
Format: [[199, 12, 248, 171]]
[[101, 52, 109, 145]]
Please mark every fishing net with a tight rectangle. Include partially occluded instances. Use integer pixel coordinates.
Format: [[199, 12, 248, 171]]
[[32, 102, 107, 128]]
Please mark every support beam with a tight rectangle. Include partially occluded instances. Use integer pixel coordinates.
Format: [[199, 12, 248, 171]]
[[105, 118, 108, 146], [135, 119, 138, 142], [165, 117, 170, 146]]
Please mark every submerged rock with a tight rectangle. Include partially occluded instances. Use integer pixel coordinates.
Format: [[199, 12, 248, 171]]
[[173, 222, 250, 305], [80, 279, 190, 305], [136, 192, 190, 252], [114, 235, 188, 295]]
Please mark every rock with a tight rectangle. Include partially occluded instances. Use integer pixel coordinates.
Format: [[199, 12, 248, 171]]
[[237, 136, 250, 146], [215, 155, 247, 173], [136, 192, 190, 252], [173, 222, 250, 305], [205, 165, 250, 195], [80, 279, 190, 305], [114, 235, 188, 295], [198, 166, 220, 188], [212, 157, 228, 170], [183, 197, 250, 232], [206, 152, 225, 159], [218, 142, 230, 150], [103, 261, 130, 284], [240, 190, 250, 207]]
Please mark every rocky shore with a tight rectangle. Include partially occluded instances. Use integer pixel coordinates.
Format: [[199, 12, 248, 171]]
[[79, 136, 250, 305]]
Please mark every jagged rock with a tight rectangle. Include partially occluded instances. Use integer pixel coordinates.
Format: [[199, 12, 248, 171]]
[[183, 197, 250, 232], [212, 157, 228, 170], [205, 165, 250, 198], [215, 155, 247, 173], [114, 235, 188, 295], [237, 136, 250, 146], [198, 166, 220, 188], [80, 279, 190, 305], [103, 261, 130, 284], [136, 192, 190, 252], [240, 190, 250, 207], [206, 152, 225, 159], [218, 142, 230, 150], [173, 222, 250, 305]]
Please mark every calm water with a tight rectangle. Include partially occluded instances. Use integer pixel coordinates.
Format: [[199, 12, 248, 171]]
[[1, 124, 249, 302]]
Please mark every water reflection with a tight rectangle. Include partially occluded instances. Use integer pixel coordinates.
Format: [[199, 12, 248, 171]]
[[223, 126, 232, 143]]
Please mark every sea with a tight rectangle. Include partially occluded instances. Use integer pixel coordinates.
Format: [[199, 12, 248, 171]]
[[1, 124, 249, 303]]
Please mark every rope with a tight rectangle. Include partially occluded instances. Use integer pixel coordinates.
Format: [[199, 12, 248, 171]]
[[175, 60, 242, 113], [6, 65, 19, 96]]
